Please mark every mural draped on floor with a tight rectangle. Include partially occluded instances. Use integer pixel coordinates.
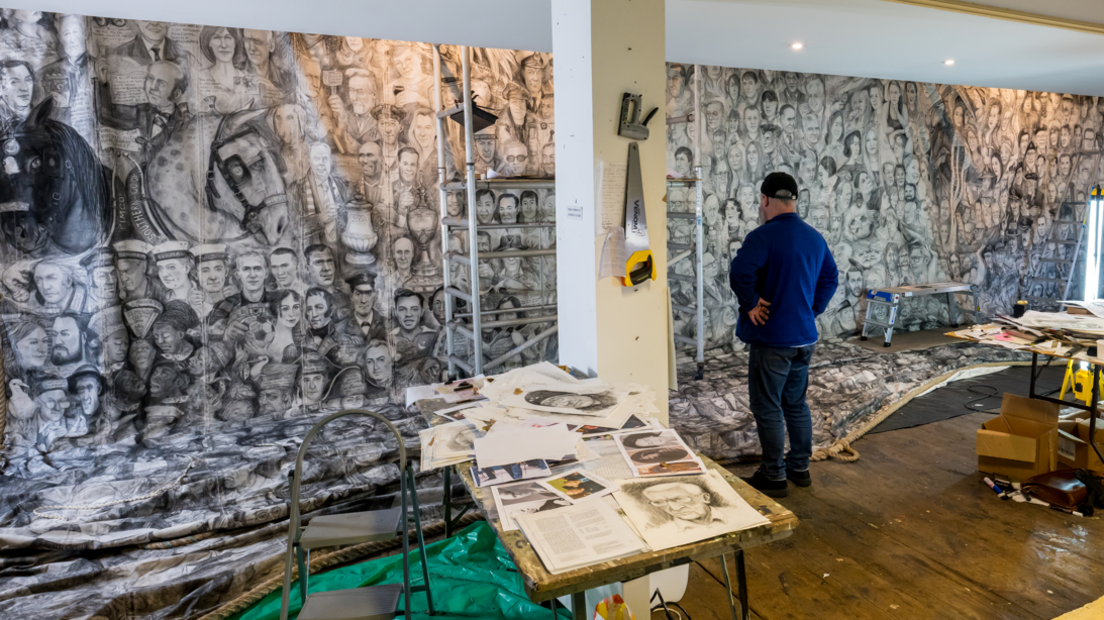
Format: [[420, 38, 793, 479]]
[[666, 64, 1101, 352]]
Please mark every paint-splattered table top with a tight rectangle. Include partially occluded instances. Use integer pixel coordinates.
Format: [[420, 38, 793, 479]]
[[416, 398, 799, 602]]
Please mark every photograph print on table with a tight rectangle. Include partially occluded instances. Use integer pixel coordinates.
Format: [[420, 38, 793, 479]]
[[614, 471, 770, 551], [471, 459, 550, 488], [614, 429, 704, 476], [536, 468, 617, 503], [492, 479, 573, 531]]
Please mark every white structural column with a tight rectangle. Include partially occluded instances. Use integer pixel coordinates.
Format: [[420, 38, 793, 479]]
[[552, 0, 670, 422]]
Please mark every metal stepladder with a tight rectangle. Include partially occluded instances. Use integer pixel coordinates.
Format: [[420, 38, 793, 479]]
[[1025, 200, 1088, 310], [280, 410, 433, 620], [860, 282, 982, 347]]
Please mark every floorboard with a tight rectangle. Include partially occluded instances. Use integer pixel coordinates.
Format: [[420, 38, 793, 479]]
[[676, 411, 1103, 620]]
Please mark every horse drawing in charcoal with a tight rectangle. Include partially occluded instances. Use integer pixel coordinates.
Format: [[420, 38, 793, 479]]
[[140, 109, 294, 247], [0, 99, 110, 257]]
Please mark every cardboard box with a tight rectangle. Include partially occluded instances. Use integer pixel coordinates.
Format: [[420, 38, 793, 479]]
[[977, 394, 1059, 480], [1056, 423, 1104, 474]]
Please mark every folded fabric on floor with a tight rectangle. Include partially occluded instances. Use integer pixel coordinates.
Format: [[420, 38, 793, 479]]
[[230, 520, 567, 620], [669, 339, 1034, 462]]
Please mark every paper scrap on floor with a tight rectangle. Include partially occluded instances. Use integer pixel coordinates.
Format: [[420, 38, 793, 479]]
[[515, 499, 647, 574], [613, 471, 770, 551]]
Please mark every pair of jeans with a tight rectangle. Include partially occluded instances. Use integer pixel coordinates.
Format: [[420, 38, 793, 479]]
[[747, 343, 815, 481]]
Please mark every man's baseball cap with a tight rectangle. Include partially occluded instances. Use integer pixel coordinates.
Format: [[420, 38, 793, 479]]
[[761, 172, 799, 200]]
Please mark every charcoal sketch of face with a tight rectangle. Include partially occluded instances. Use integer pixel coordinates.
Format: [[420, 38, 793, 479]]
[[395, 292, 422, 331], [499, 194, 519, 224], [13, 322, 49, 369], [0, 62, 34, 120], [393, 237, 414, 273], [305, 291, 331, 330], [103, 328, 129, 366], [269, 251, 298, 289], [34, 262, 72, 306], [524, 390, 617, 412], [51, 315, 84, 365], [475, 191, 495, 224], [307, 247, 336, 288], [302, 371, 326, 403], [364, 341, 393, 386], [75, 375, 101, 417], [198, 258, 227, 294], [397, 149, 419, 184], [129, 339, 157, 377], [641, 481, 716, 524]]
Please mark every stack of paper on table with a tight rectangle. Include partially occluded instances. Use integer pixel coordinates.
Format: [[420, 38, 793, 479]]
[[513, 500, 647, 574], [408, 362, 773, 574], [419, 420, 485, 470]]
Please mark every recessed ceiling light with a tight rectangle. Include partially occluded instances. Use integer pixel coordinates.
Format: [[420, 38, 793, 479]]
[[792, 42, 804, 50], [944, 59, 955, 65]]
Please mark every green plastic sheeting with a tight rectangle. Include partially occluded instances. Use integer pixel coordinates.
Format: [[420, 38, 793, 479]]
[[230, 521, 569, 620]]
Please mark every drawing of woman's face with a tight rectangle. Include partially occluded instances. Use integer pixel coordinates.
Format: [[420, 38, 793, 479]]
[[414, 113, 434, 146], [278, 293, 300, 329], [15, 325, 48, 368], [209, 27, 236, 65]]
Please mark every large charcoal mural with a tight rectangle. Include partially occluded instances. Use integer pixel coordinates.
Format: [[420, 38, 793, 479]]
[[0, 12, 556, 465], [666, 64, 1101, 352], [0, 8, 1098, 619]]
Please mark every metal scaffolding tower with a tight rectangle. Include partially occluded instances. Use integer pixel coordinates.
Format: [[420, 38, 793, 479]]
[[666, 65, 705, 379], [432, 45, 558, 378]]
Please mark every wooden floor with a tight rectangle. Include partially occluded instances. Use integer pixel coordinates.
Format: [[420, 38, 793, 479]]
[[660, 412, 1104, 620], [848, 326, 960, 354]]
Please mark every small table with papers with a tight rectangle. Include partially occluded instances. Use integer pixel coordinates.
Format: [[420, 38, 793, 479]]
[[416, 398, 800, 620]]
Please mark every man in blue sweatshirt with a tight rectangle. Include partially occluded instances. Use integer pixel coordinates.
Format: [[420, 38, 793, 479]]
[[729, 172, 838, 498]]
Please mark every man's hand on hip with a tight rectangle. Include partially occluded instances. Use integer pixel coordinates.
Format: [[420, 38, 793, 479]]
[[747, 298, 771, 326]]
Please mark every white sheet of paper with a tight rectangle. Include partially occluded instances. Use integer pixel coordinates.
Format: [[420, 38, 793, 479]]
[[405, 384, 438, 407], [597, 160, 628, 236], [514, 499, 646, 573], [474, 424, 579, 468]]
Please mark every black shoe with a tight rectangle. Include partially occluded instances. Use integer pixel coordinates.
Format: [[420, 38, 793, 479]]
[[786, 467, 812, 488], [740, 469, 788, 498]]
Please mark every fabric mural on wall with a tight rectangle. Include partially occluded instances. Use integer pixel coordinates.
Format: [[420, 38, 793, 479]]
[[0, 9, 554, 617], [666, 64, 1102, 352], [0, 11, 556, 466]]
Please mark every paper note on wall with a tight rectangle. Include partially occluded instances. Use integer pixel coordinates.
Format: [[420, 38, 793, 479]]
[[598, 227, 627, 279], [597, 161, 627, 236]]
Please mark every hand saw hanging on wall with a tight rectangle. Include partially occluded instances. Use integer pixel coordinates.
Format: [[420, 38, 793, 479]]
[[621, 142, 655, 286]]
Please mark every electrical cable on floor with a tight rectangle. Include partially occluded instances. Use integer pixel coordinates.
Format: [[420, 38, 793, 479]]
[[650, 589, 690, 620], [963, 384, 1001, 411]]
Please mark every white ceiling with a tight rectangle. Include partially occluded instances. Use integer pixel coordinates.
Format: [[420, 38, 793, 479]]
[[15, 0, 1104, 95]]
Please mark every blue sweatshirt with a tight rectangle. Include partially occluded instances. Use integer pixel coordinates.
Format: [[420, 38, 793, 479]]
[[728, 212, 839, 347]]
